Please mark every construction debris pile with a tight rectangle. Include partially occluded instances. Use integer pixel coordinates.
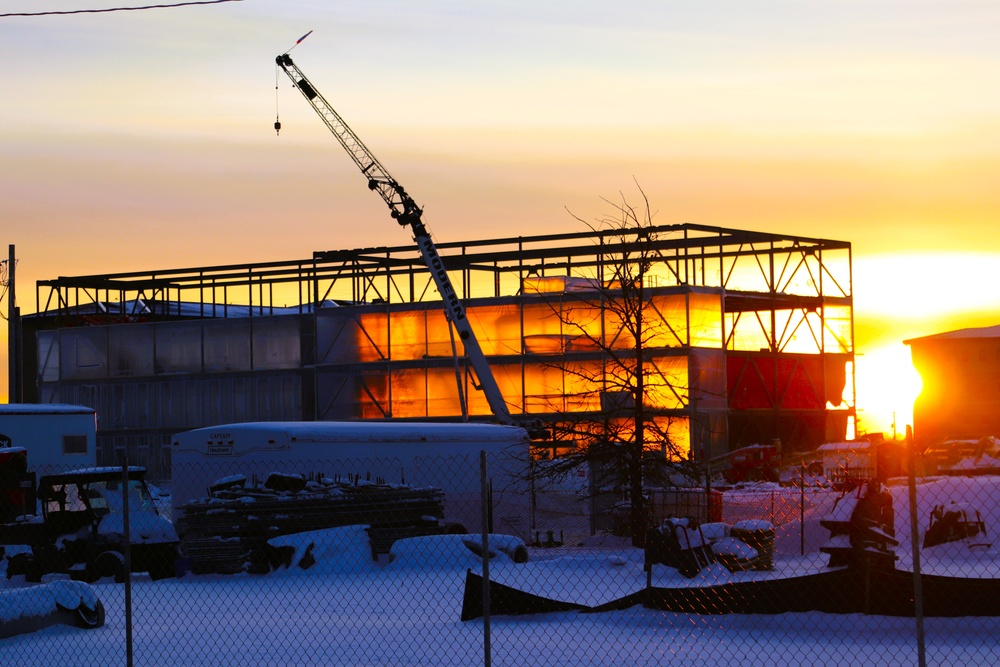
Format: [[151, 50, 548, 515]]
[[175, 472, 458, 574]]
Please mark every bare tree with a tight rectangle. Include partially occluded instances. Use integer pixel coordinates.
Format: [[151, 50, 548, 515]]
[[528, 187, 701, 546]]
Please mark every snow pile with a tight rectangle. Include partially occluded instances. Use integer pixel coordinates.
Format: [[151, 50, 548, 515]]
[[390, 534, 524, 570], [731, 519, 773, 532], [950, 453, 1000, 471], [0, 580, 99, 623], [260, 527, 528, 575], [266, 525, 377, 575]]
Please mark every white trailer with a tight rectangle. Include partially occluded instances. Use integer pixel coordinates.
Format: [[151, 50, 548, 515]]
[[170, 421, 532, 539], [0, 404, 97, 472]]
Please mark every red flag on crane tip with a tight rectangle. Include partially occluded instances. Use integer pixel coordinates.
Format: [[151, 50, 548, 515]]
[[296, 30, 313, 45]]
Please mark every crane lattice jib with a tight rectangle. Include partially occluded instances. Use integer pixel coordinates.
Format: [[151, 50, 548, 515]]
[[276, 54, 418, 226], [275, 53, 514, 426]]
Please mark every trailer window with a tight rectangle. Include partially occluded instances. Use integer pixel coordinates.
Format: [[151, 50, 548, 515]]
[[63, 435, 88, 455]]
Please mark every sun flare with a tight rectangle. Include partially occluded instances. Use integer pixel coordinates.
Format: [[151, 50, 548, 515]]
[[854, 343, 923, 438]]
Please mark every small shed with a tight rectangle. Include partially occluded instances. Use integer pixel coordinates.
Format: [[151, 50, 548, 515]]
[[817, 440, 875, 486], [0, 404, 98, 472]]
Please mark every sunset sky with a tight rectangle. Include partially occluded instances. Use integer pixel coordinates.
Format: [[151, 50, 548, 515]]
[[2, 1, 999, 435]]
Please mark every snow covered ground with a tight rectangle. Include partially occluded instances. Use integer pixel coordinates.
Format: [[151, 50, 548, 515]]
[[3, 479, 1000, 666]]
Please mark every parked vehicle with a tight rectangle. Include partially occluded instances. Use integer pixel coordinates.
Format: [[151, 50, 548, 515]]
[[1, 456, 179, 583]]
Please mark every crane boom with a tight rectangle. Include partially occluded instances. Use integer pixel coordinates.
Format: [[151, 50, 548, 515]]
[[275, 53, 514, 426]]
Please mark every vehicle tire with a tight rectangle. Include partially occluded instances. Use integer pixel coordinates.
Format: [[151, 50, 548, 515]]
[[70, 600, 106, 630], [93, 550, 126, 583]]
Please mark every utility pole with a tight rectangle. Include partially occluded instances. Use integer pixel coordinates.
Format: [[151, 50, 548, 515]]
[[6, 244, 19, 403]]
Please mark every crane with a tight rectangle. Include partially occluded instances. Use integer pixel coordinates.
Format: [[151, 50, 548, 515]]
[[275, 52, 514, 427]]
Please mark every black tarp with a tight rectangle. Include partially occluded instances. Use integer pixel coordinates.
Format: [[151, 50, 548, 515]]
[[461, 564, 1000, 620]]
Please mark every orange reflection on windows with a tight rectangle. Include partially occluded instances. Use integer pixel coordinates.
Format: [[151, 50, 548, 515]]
[[356, 312, 389, 362], [388, 310, 427, 361], [466, 304, 522, 356], [644, 356, 689, 409]]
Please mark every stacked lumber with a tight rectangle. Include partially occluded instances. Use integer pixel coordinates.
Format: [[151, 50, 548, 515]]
[[175, 472, 454, 573]]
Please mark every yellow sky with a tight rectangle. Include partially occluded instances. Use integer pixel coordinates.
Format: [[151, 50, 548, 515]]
[[2, 1, 1000, 436]]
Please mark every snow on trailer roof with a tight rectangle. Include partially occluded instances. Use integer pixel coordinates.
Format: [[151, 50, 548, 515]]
[[817, 441, 872, 452], [39, 466, 147, 483], [173, 421, 529, 444], [0, 404, 96, 416]]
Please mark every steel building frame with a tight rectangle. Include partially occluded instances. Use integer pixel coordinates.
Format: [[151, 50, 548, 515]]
[[29, 223, 854, 474], [37, 223, 851, 327]]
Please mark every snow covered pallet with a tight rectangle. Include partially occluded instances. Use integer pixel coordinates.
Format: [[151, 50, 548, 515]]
[[175, 472, 452, 573]]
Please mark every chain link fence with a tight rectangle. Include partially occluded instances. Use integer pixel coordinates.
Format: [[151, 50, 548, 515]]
[[4, 452, 1000, 666]]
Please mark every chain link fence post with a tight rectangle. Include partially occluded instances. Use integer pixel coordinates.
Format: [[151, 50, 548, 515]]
[[479, 450, 491, 667], [120, 454, 134, 667], [906, 425, 927, 667], [800, 462, 806, 556]]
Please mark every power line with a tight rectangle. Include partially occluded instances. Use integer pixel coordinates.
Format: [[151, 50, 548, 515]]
[[1, 0, 243, 18]]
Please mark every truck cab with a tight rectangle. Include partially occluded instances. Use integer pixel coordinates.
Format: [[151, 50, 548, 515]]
[[2, 466, 179, 582]]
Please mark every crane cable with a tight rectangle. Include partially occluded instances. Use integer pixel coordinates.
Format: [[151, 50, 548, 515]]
[[273, 30, 312, 136], [274, 65, 281, 135]]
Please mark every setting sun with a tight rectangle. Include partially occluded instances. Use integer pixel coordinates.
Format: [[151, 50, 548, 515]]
[[854, 342, 923, 438], [849, 252, 1000, 437]]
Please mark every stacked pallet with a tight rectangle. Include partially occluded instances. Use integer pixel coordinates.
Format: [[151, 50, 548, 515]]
[[175, 472, 454, 574]]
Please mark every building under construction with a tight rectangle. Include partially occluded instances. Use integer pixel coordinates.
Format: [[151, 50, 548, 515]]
[[16, 223, 855, 479]]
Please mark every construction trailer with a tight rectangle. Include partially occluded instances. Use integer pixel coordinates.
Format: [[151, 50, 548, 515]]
[[0, 404, 97, 472], [817, 440, 876, 487]]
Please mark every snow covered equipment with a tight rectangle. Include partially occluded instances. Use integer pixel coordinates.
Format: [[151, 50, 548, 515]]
[[645, 517, 716, 578], [923, 502, 991, 550], [729, 520, 775, 571], [1, 466, 179, 583], [819, 479, 897, 569], [0, 446, 34, 524]]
